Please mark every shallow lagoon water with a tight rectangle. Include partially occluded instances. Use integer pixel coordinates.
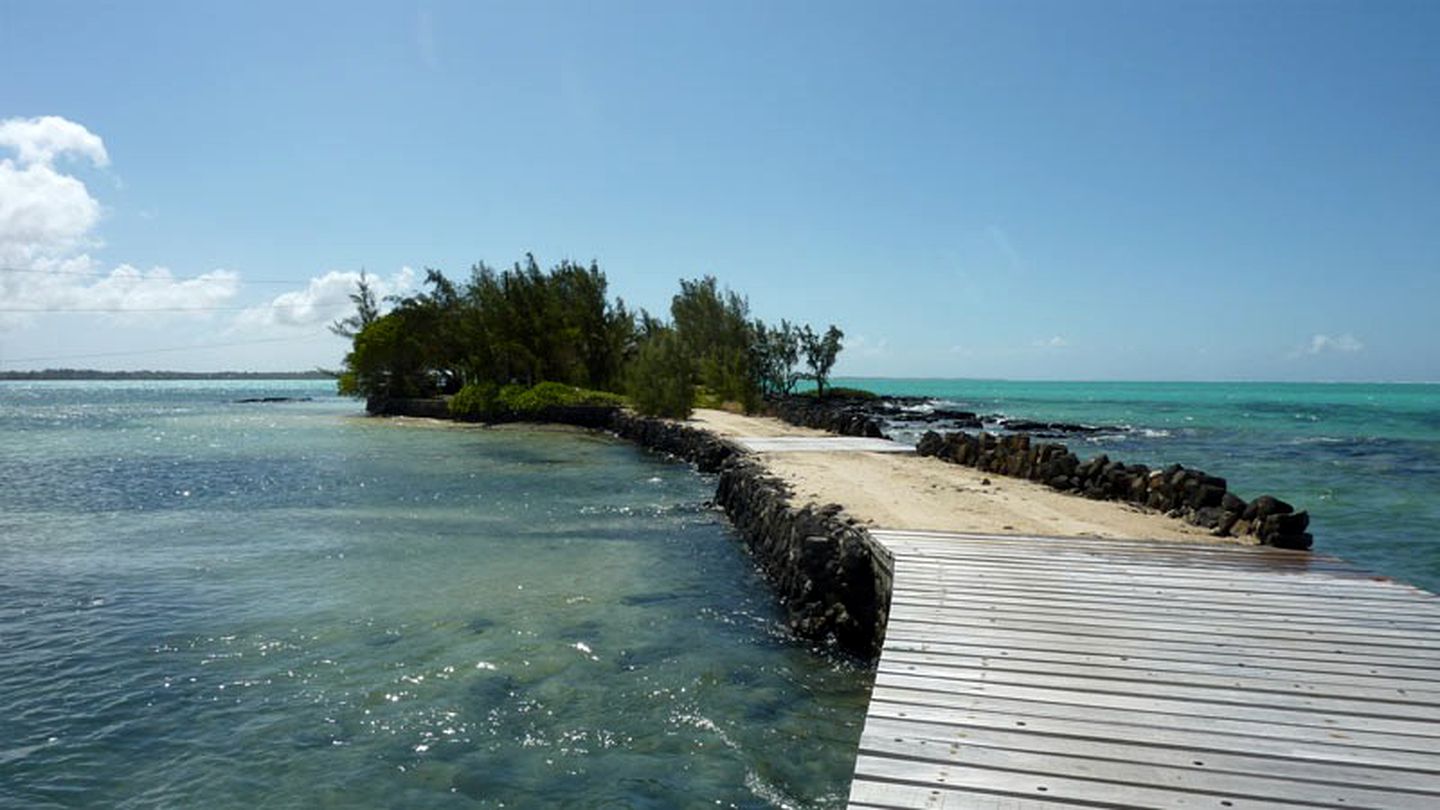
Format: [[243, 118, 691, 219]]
[[0, 381, 869, 808]]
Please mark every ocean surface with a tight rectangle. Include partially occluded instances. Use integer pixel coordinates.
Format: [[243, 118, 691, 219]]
[[838, 377, 1440, 593], [0, 381, 868, 808], [5, 378, 1437, 808]]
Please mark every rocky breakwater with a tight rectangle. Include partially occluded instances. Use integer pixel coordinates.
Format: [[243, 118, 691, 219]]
[[713, 459, 891, 658], [609, 412, 891, 658], [916, 430, 1313, 550], [608, 411, 738, 473], [771, 394, 1129, 441], [770, 396, 887, 438]]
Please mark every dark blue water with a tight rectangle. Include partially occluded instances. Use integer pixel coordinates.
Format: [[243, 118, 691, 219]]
[[840, 377, 1440, 593], [0, 381, 868, 808]]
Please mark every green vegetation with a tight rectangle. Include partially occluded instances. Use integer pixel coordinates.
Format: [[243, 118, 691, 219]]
[[799, 386, 877, 400], [334, 257, 846, 421], [449, 381, 625, 420], [800, 324, 845, 399], [625, 328, 696, 418]]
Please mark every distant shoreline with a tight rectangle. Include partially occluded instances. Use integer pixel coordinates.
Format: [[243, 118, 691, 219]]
[[0, 370, 333, 381]]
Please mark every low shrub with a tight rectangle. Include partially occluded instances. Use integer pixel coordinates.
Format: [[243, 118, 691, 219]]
[[450, 381, 624, 420], [501, 381, 625, 414], [796, 386, 878, 400], [448, 381, 500, 418]]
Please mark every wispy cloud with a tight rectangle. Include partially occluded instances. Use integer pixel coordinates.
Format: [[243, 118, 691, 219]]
[[1300, 333, 1364, 356], [848, 334, 888, 359], [985, 224, 1025, 273], [1032, 335, 1068, 349], [416, 10, 441, 70]]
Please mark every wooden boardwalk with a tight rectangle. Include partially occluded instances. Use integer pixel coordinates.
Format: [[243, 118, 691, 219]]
[[731, 436, 915, 454], [849, 529, 1440, 809]]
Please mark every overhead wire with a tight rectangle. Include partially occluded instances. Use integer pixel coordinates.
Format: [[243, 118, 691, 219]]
[[0, 265, 316, 286], [0, 332, 337, 365]]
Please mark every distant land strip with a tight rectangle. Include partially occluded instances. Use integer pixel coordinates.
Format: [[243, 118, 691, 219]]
[[0, 369, 334, 381]]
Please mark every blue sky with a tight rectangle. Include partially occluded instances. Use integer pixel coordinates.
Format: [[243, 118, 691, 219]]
[[1, 0, 1437, 380]]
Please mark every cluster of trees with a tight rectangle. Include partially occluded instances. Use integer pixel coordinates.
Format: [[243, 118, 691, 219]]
[[333, 256, 633, 401], [334, 256, 844, 419]]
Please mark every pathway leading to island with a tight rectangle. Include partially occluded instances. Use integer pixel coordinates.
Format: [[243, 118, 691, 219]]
[[849, 530, 1440, 809], [691, 410, 1440, 808]]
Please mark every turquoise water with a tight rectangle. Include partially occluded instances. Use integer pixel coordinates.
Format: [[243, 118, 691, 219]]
[[839, 377, 1440, 593], [0, 381, 868, 808]]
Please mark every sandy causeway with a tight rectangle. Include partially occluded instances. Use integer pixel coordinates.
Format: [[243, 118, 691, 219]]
[[689, 408, 1237, 543]]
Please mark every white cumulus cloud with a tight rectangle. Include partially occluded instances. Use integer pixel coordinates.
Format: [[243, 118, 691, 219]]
[[233, 267, 418, 330], [0, 116, 243, 326], [0, 115, 110, 168], [1305, 333, 1364, 355], [0, 152, 103, 267]]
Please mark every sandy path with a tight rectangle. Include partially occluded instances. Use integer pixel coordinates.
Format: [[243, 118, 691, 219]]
[[689, 409, 1234, 543]]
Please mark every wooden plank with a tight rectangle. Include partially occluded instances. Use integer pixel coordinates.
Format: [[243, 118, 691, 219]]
[[885, 598, 1440, 648], [878, 533, 1332, 555], [879, 624, 1440, 680], [858, 732, 1435, 808], [888, 587, 1440, 633], [875, 658, 1440, 721], [882, 612, 1440, 663], [887, 591, 1440, 638], [890, 566, 1438, 607], [878, 643, 1440, 700], [873, 670, 1440, 736], [889, 553, 1429, 594], [871, 530, 1350, 566], [850, 752, 1395, 810], [879, 648, 1440, 705], [850, 779, 1097, 809], [878, 539, 1365, 570], [891, 559, 1435, 601], [733, 436, 915, 453], [890, 579, 1440, 623], [860, 714, 1440, 794], [868, 683, 1437, 752], [863, 697, 1440, 775]]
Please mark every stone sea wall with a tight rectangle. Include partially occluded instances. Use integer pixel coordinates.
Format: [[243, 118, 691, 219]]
[[770, 397, 887, 438], [915, 429, 1313, 550], [610, 410, 892, 658], [370, 397, 892, 658]]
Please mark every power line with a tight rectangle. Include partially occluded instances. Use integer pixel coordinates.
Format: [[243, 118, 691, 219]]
[[0, 333, 337, 365], [0, 265, 308, 286], [0, 304, 303, 313]]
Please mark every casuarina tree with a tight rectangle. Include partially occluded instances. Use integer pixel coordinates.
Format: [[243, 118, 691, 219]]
[[801, 324, 844, 399]]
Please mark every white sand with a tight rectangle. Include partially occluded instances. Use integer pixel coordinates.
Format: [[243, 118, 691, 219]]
[[689, 409, 1239, 543]]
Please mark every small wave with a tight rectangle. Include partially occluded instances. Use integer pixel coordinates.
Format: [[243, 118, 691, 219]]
[[1288, 436, 1349, 446], [673, 710, 738, 751], [745, 768, 804, 809]]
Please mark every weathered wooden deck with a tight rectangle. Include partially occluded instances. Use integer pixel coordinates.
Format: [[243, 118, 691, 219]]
[[849, 529, 1440, 809], [730, 436, 915, 454]]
